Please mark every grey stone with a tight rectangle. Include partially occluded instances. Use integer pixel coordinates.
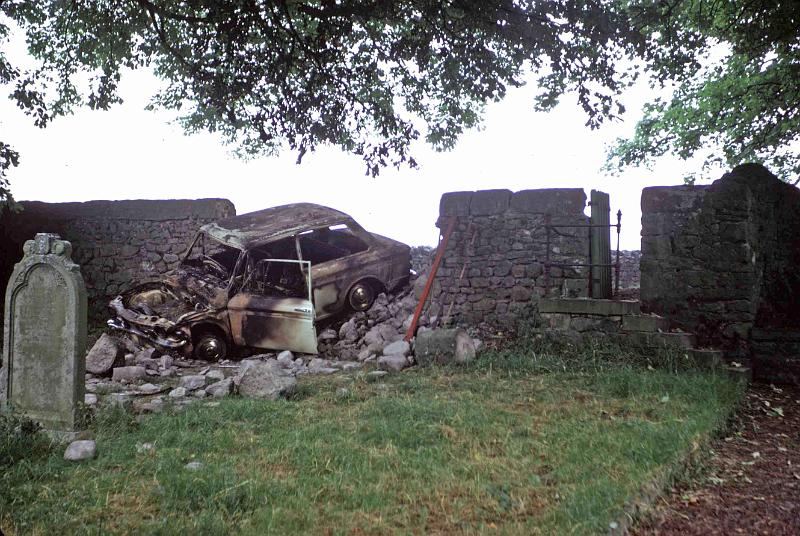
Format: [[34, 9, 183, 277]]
[[377, 354, 409, 372], [193, 389, 208, 399], [318, 328, 338, 341], [367, 370, 389, 379], [237, 361, 297, 400], [276, 351, 294, 365], [383, 340, 410, 357], [112, 366, 147, 382], [205, 369, 226, 382], [159, 355, 174, 369], [84, 393, 98, 405], [85, 333, 124, 375], [136, 442, 154, 454], [168, 387, 187, 399], [185, 461, 203, 471], [1, 233, 87, 434], [206, 378, 233, 398], [179, 375, 207, 391], [64, 440, 97, 461], [138, 383, 163, 395]]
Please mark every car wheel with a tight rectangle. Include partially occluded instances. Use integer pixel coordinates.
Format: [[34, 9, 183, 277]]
[[194, 332, 227, 361], [348, 281, 375, 312]]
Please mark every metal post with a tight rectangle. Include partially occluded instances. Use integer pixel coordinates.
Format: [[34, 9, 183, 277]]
[[544, 214, 551, 297], [615, 209, 622, 296]]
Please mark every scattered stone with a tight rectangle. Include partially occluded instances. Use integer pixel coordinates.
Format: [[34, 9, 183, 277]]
[[193, 389, 208, 399], [160, 355, 174, 369], [318, 328, 338, 341], [205, 369, 225, 382], [138, 383, 163, 395], [168, 387, 187, 399], [414, 328, 476, 366], [136, 442, 154, 454], [179, 375, 207, 391], [336, 387, 350, 398], [107, 393, 133, 410], [367, 370, 389, 379], [237, 361, 297, 400], [206, 378, 233, 398], [137, 397, 164, 413], [383, 340, 410, 357], [84, 393, 98, 405], [184, 461, 203, 471], [277, 350, 294, 365], [160, 369, 175, 377], [85, 333, 124, 375], [64, 440, 97, 462], [377, 354, 410, 372], [112, 366, 147, 382]]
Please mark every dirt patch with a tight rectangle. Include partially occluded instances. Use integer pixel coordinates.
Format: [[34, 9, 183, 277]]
[[635, 383, 800, 535]]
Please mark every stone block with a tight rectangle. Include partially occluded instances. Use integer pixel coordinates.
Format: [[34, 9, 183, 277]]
[[469, 189, 512, 216], [510, 188, 586, 214], [538, 298, 640, 316], [439, 191, 473, 217], [621, 315, 669, 333]]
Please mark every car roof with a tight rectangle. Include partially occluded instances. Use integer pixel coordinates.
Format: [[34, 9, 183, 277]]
[[200, 203, 353, 249]]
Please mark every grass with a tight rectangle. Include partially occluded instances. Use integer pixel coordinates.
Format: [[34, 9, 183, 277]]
[[0, 336, 744, 535]]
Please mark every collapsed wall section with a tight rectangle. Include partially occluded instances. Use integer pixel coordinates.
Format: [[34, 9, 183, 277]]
[[430, 188, 589, 327], [0, 199, 235, 312], [640, 164, 800, 382]]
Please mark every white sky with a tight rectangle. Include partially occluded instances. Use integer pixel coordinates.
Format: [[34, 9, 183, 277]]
[[0, 47, 726, 250]]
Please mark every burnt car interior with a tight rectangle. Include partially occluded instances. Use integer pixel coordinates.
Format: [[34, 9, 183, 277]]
[[241, 238, 308, 299], [297, 224, 369, 264], [182, 233, 240, 283]]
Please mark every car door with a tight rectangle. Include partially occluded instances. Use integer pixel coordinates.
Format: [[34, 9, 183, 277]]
[[227, 258, 318, 354]]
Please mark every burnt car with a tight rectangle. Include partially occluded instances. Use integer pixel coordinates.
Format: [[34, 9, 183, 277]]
[[108, 203, 411, 359]]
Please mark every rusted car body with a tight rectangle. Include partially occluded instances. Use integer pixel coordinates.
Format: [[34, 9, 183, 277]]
[[108, 203, 411, 359]]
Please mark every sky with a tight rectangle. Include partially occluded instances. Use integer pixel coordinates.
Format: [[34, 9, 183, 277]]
[[0, 42, 726, 251]]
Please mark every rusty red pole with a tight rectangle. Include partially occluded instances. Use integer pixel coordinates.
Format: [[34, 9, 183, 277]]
[[404, 217, 457, 342]]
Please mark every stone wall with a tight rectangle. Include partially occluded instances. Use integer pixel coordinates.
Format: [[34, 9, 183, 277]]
[[0, 199, 235, 314], [617, 250, 641, 290], [430, 188, 590, 327], [640, 164, 800, 380]]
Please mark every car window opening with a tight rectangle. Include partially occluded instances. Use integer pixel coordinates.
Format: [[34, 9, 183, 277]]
[[182, 233, 240, 282], [298, 225, 368, 264]]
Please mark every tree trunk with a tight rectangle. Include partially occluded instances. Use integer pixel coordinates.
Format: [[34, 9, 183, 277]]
[[414, 328, 475, 366]]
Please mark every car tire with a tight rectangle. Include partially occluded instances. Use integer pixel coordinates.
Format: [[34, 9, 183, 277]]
[[194, 332, 227, 361], [348, 281, 375, 312]]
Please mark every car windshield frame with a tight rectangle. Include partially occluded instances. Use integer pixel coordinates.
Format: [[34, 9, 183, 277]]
[[180, 231, 245, 290]]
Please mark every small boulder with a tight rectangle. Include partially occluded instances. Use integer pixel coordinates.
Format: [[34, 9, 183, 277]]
[[168, 387, 187, 399], [185, 461, 203, 471], [277, 350, 294, 365], [382, 340, 410, 357], [377, 354, 410, 372], [205, 369, 226, 382], [112, 366, 147, 382], [179, 375, 207, 391], [84, 393, 98, 405], [206, 378, 233, 398], [138, 383, 163, 395], [64, 440, 97, 462], [107, 393, 133, 410], [237, 361, 297, 400], [86, 334, 124, 375]]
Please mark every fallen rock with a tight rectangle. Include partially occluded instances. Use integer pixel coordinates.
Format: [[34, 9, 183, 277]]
[[86, 334, 124, 375], [185, 461, 203, 471], [206, 378, 233, 398], [84, 393, 98, 405], [277, 350, 294, 365], [138, 383, 164, 395], [237, 361, 297, 400], [205, 368, 225, 382], [168, 387, 187, 399], [107, 393, 133, 410], [367, 370, 389, 379], [193, 389, 208, 399], [377, 354, 409, 372], [414, 328, 476, 366], [160, 355, 174, 369], [383, 340, 410, 357], [112, 366, 147, 382], [179, 375, 207, 391], [64, 440, 97, 462]]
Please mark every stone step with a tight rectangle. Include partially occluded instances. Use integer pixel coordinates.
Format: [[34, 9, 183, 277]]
[[621, 314, 670, 333], [688, 349, 724, 369], [538, 298, 641, 316], [651, 332, 697, 349]]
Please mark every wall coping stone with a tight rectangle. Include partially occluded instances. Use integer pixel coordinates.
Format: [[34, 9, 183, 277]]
[[17, 199, 235, 222]]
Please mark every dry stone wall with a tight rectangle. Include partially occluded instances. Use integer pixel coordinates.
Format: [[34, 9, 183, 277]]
[[1, 199, 235, 314], [640, 164, 800, 382], [430, 188, 590, 327]]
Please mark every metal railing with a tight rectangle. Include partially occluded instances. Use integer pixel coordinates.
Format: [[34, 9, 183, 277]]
[[543, 210, 622, 298]]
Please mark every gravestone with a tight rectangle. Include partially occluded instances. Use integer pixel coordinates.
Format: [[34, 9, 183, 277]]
[[0, 233, 87, 434]]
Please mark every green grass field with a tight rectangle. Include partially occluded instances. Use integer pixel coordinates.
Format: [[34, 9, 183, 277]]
[[1, 338, 743, 535]]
